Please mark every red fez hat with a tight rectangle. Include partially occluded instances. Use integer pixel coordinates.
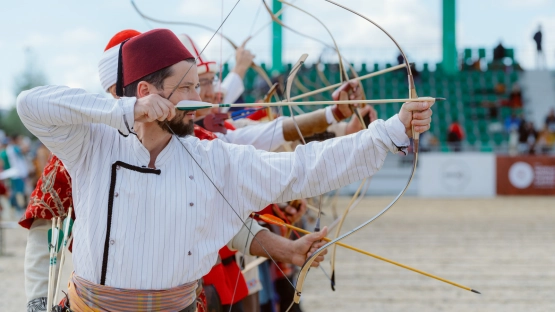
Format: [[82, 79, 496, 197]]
[[117, 29, 195, 96], [104, 29, 141, 51]]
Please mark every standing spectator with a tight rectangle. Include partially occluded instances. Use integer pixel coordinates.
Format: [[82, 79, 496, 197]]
[[533, 25, 545, 70], [545, 108, 555, 133], [31, 143, 50, 187], [507, 84, 523, 109], [537, 125, 555, 154], [493, 42, 506, 61], [518, 121, 538, 154], [504, 113, 521, 133], [447, 119, 464, 152], [0, 135, 30, 213]]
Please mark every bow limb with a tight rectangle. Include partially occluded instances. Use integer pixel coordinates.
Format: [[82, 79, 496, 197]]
[[278, 0, 349, 82], [293, 1, 421, 304], [285, 54, 309, 145]]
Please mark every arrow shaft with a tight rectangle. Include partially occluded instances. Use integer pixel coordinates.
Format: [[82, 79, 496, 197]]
[[276, 222, 473, 292], [177, 97, 438, 111]]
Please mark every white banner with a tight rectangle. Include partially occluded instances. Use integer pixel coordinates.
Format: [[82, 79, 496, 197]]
[[418, 153, 496, 197]]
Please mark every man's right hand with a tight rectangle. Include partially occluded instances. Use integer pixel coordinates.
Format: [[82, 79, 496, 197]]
[[134, 94, 176, 123], [232, 45, 255, 79]]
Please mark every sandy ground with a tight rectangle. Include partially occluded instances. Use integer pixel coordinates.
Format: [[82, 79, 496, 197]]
[[1, 196, 554, 311]]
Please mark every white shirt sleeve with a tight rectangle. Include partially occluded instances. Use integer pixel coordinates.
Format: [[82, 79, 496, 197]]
[[188, 114, 409, 219], [16, 85, 135, 171], [25, 219, 51, 303], [221, 72, 245, 105], [227, 219, 268, 256], [215, 117, 286, 151]]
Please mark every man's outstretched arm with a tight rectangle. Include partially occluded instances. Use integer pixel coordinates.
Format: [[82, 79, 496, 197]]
[[16, 86, 136, 171]]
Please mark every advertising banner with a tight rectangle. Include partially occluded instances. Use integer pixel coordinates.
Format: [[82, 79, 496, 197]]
[[418, 153, 496, 197], [497, 156, 555, 195]]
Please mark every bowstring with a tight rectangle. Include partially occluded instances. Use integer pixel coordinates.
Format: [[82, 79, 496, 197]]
[[248, 0, 263, 36]]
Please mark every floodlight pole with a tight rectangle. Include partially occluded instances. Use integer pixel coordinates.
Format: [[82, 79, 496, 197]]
[[442, 0, 457, 74], [271, 0, 283, 75]]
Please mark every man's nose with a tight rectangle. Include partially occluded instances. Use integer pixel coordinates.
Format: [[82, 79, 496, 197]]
[[191, 90, 202, 101]]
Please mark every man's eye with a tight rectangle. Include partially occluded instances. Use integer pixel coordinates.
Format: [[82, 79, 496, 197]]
[[195, 85, 201, 94]]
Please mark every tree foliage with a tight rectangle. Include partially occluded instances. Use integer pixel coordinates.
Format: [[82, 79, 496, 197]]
[[0, 48, 47, 137]]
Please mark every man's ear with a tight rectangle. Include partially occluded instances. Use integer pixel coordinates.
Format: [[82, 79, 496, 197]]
[[136, 81, 152, 98]]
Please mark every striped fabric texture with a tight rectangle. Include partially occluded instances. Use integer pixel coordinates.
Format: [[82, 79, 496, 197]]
[[69, 273, 197, 311]]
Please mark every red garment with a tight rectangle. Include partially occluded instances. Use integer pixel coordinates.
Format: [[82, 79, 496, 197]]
[[0, 181, 6, 196], [448, 122, 464, 140], [196, 288, 208, 312], [246, 108, 268, 121], [224, 120, 236, 131], [19, 155, 74, 229], [193, 124, 218, 140], [202, 247, 249, 305]]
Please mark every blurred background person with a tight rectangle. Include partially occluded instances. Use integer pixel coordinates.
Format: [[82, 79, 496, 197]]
[[533, 25, 545, 70]]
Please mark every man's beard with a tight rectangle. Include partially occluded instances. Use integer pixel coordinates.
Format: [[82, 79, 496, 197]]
[[157, 112, 195, 137]]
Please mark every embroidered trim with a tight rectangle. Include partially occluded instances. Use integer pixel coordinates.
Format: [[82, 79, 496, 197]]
[[100, 161, 161, 285]]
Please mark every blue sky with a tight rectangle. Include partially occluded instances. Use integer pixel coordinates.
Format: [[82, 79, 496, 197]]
[[0, 0, 554, 108]]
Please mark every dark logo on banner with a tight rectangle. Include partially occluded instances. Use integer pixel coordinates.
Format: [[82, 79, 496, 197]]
[[440, 159, 471, 191]]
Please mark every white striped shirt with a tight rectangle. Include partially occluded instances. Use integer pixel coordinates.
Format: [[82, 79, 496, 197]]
[[17, 85, 409, 290]]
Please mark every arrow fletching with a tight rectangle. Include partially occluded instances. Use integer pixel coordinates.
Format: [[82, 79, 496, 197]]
[[252, 213, 286, 226], [176, 100, 216, 111]]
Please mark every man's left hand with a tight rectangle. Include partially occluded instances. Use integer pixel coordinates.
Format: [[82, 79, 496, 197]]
[[332, 80, 364, 121], [274, 199, 307, 224], [398, 101, 433, 137], [345, 105, 378, 135], [290, 227, 328, 267]]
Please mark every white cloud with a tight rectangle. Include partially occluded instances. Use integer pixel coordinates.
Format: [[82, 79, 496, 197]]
[[49, 53, 101, 90]]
